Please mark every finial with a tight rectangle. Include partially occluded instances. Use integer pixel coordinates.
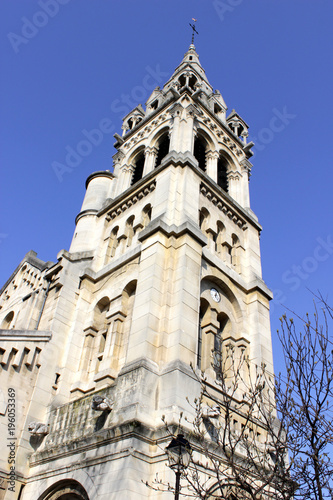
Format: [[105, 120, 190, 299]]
[[189, 18, 199, 45]]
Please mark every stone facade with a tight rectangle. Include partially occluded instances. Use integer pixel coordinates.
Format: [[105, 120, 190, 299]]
[[0, 44, 273, 499]]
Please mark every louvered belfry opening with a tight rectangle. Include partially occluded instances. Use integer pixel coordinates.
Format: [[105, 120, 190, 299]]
[[194, 137, 207, 171], [131, 152, 145, 185], [218, 156, 229, 192], [155, 134, 170, 168]]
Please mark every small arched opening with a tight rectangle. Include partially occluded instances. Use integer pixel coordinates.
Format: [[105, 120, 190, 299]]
[[199, 207, 210, 231], [105, 225, 119, 264], [126, 215, 135, 247], [1, 311, 14, 329], [142, 204, 152, 228], [215, 221, 225, 255]]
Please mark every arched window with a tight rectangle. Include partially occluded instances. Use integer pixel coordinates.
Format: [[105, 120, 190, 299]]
[[155, 133, 170, 168], [142, 204, 152, 228], [105, 226, 119, 264], [215, 221, 225, 255], [93, 297, 110, 374], [194, 136, 207, 171], [1, 311, 14, 329], [199, 207, 209, 231], [231, 234, 240, 267], [131, 152, 145, 185], [126, 216, 135, 247], [218, 156, 229, 192]]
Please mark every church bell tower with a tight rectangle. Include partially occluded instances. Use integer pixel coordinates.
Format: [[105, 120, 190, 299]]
[[0, 43, 274, 500]]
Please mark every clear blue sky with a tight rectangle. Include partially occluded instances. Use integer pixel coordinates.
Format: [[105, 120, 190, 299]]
[[1, 0, 333, 371]]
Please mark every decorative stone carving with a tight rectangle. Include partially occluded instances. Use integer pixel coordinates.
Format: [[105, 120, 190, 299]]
[[106, 180, 156, 221], [91, 395, 113, 412], [201, 404, 221, 420], [200, 183, 247, 230], [28, 422, 49, 435]]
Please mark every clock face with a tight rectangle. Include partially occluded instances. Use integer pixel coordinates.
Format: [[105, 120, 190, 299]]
[[210, 288, 220, 303]]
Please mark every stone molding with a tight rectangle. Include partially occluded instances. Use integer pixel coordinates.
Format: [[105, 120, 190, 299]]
[[0, 330, 52, 342], [138, 216, 207, 247]]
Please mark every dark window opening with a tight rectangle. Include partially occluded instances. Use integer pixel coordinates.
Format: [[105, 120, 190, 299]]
[[179, 74, 186, 88], [214, 315, 228, 376], [189, 75, 197, 90], [214, 103, 222, 114], [131, 153, 145, 185], [150, 99, 158, 110], [238, 123, 244, 137], [218, 157, 228, 192], [128, 117, 134, 130], [194, 137, 207, 171], [155, 134, 170, 167]]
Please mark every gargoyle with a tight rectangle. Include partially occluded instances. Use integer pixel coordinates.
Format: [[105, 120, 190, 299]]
[[201, 404, 221, 420], [28, 422, 49, 435], [91, 395, 113, 412]]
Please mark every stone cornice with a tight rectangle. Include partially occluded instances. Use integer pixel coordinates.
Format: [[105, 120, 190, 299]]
[[81, 246, 141, 284], [138, 216, 207, 247], [105, 180, 156, 222], [0, 330, 52, 342]]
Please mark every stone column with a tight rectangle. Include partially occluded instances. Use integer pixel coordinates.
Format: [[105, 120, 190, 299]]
[[182, 106, 197, 153], [143, 146, 158, 176], [227, 171, 242, 205], [240, 159, 252, 208], [168, 104, 183, 152], [119, 164, 134, 193], [206, 150, 219, 183]]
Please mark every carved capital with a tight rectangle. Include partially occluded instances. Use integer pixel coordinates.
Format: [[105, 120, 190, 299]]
[[227, 171, 241, 182], [144, 146, 158, 157], [122, 164, 135, 174], [206, 150, 219, 161]]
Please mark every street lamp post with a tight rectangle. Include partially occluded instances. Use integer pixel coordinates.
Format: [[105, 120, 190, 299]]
[[166, 434, 192, 500]]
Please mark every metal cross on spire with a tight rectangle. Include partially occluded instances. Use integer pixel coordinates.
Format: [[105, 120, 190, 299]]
[[189, 18, 199, 45]]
